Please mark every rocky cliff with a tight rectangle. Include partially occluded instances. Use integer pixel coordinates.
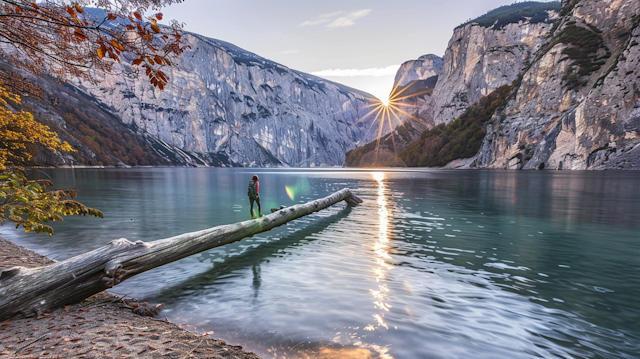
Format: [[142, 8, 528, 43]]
[[67, 31, 379, 168], [354, 0, 640, 170], [476, 0, 640, 170], [393, 55, 443, 88], [432, 16, 554, 126]]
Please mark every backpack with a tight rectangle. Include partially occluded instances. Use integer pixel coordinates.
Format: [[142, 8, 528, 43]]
[[248, 180, 257, 198]]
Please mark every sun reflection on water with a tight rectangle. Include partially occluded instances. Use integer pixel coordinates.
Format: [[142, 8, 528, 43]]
[[365, 172, 393, 333]]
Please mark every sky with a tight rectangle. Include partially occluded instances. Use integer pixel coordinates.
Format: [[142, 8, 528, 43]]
[[159, 0, 555, 102]]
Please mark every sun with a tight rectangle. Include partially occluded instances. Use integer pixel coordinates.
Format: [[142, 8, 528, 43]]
[[356, 78, 433, 163]]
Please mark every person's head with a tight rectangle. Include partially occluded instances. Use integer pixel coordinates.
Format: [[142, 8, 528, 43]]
[[253, 175, 259, 181]]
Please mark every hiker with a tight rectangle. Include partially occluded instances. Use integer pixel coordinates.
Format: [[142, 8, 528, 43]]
[[248, 175, 262, 219]]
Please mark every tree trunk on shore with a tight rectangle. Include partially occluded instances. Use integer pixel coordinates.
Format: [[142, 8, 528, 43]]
[[0, 188, 362, 321]]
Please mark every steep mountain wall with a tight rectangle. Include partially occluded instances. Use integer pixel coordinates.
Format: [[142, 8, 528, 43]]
[[476, 0, 640, 170], [432, 19, 554, 126], [0, 61, 171, 167], [70, 33, 379, 167]]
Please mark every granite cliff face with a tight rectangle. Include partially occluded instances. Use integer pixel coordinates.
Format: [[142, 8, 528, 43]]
[[476, 0, 640, 170], [66, 33, 379, 167], [432, 19, 554, 126]]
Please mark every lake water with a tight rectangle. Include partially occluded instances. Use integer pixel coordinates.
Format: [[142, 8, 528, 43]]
[[2, 168, 640, 359]]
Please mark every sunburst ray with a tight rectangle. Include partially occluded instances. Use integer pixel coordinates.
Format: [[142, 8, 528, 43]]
[[355, 77, 435, 163]]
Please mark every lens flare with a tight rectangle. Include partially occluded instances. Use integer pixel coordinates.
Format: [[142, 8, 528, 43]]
[[285, 186, 295, 200], [284, 178, 311, 201]]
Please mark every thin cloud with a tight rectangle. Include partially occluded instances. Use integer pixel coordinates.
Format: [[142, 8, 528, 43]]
[[312, 65, 400, 77], [300, 11, 343, 26], [300, 9, 372, 29], [326, 9, 372, 29]]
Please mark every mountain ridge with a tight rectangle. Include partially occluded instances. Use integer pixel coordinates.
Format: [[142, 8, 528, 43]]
[[7, 14, 383, 168]]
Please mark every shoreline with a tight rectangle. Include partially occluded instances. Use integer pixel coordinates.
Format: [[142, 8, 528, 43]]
[[0, 237, 261, 359]]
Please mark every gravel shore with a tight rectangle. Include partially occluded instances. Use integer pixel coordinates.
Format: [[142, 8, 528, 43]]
[[0, 237, 261, 359]]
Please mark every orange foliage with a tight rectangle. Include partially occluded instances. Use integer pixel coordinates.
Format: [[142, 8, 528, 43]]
[[0, 0, 187, 91]]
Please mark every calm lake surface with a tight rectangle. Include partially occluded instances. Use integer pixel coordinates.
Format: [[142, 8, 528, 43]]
[[3, 168, 640, 359]]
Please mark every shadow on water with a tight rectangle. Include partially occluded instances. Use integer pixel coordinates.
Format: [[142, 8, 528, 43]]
[[152, 206, 353, 305]]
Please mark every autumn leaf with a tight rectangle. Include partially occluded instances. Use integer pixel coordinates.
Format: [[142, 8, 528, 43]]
[[65, 6, 76, 17], [132, 58, 143, 66], [110, 40, 125, 51], [0, 0, 187, 93], [157, 71, 167, 83], [74, 29, 86, 40]]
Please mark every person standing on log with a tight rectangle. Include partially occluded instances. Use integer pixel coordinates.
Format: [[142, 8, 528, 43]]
[[248, 175, 262, 219]]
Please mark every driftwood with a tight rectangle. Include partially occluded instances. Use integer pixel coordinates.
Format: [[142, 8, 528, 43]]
[[0, 188, 362, 321]]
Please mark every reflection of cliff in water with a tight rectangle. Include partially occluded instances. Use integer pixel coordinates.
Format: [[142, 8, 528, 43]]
[[396, 170, 640, 228], [151, 206, 352, 305]]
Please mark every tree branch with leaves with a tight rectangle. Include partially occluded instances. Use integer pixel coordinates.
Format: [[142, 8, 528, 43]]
[[0, 0, 188, 233], [0, 168, 103, 235], [0, 81, 103, 233], [0, 0, 188, 90]]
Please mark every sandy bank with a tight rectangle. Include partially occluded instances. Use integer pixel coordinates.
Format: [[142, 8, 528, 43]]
[[0, 237, 261, 358]]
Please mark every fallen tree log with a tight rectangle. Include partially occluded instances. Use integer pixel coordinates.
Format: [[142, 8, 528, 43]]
[[0, 188, 362, 321]]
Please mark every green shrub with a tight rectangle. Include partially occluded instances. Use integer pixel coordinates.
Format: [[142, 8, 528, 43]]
[[398, 84, 515, 167], [555, 23, 610, 88], [457, 1, 561, 30]]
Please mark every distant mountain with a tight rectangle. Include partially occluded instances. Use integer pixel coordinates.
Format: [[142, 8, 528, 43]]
[[345, 55, 443, 167], [8, 10, 382, 168], [393, 55, 443, 88]]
